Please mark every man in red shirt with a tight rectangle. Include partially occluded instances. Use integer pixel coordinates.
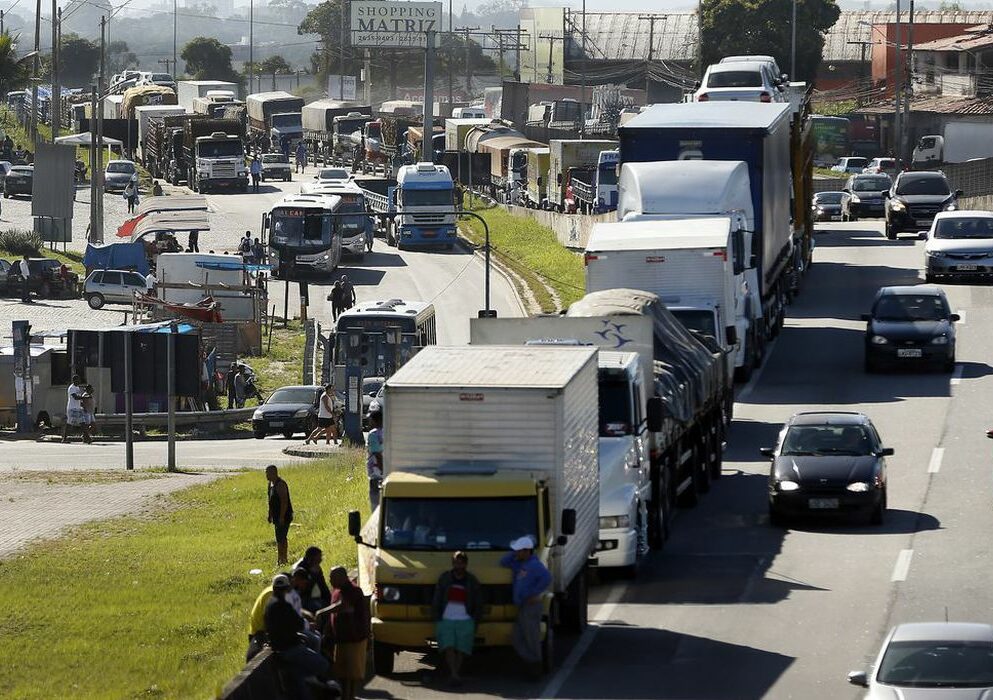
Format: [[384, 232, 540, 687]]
[[328, 567, 371, 700], [431, 551, 482, 686]]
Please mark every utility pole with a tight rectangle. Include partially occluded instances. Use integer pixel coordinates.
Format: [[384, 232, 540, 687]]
[[364, 50, 371, 104], [95, 15, 106, 243], [580, 0, 586, 136], [638, 14, 666, 99], [173, 0, 178, 79], [538, 32, 564, 84], [448, 0, 453, 109], [248, 0, 253, 96], [847, 40, 873, 106], [902, 0, 915, 164], [515, 24, 522, 81], [1, 10, 5, 35], [51, 3, 60, 140], [457, 26, 479, 95], [89, 84, 98, 245], [158, 58, 175, 75], [422, 30, 435, 163], [29, 0, 40, 143], [790, 0, 797, 79], [893, 0, 902, 158], [339, 0, 347, 100]]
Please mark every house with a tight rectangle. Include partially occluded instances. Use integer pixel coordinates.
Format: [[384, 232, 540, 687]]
[[913, 24, 993, 98]]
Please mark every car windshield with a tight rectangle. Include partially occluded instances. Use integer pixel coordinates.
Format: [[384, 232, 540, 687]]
[[873, 294, 948, 322], [781, 424, 874, 456], [853, 176, 890, 192], [263, 154, 287, 164], [934, 217, 993, 239], [381, 497, 537, 551], [318, 169, 348, 180], [896, 175, 950, 196], [402, 188, 453, 207], [708, 70, 763, 88], [106, 162, 135, 173], [877, 639, 993, 687], [267, 388, 316, 404], [815, 193, 843, 204], [843, 158, 867, 168]]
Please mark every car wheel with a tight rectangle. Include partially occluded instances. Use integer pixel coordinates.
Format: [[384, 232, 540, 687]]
[[260, 175, 265, 182], [924, 272, 935, 283], [86, 293, 105, 309], [769, 503, 786, 527], [253, 428, 266, 439], [944, 355, 956, 373], [39, 282, 51, 298], [870, 492, 885, 525], [885, 222, 896, 240], [282, 429, 295, 440], [2, 192, 7, 198]]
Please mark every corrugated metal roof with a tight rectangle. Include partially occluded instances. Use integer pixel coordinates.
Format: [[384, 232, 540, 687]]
[[857, 95, 993, 115], [823, 10, 993, 62], [573, 12, 699, 62], [914, 27, 993, 52]]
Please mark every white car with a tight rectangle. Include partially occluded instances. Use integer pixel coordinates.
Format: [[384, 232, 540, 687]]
[[848, 622, 993, 697], [314, 167, 350, 184], [923, 210, 993, 282], [84, 269, 148, 309], [832, 156, 869, 174], [720, 54, 787, 83], [695, 62, 786, 103], [260, 153, 292, 182]]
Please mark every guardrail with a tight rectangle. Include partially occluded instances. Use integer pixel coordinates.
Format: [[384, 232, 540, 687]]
[[93, 406, 255, 430]]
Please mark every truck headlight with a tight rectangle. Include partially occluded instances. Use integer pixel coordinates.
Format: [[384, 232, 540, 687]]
[[944, 203, 958, 211], [252, 409, 263, 420], [599, 515, 630, 529], [378, 586, 401, 602]]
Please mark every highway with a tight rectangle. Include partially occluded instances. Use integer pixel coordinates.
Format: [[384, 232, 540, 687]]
[[362, 219, 993, 699]]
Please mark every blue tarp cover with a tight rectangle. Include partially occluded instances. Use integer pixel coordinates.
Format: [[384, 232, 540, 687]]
[[83, 241, 149, 275]]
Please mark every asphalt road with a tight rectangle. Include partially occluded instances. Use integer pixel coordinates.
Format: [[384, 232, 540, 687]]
[[361, 219, 993, 700]]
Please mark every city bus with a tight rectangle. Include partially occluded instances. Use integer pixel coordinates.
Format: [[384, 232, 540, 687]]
[[263, 194, 344, 278], [300, 181, 373, 259], [810, 115, 851, 167]]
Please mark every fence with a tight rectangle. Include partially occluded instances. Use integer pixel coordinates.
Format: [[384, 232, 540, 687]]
[[812, 158, 993, 206], [505, 205, 615, 250]]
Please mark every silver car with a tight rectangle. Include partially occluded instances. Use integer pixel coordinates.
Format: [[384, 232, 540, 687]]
[[923, 211, 993, 282], [104, 160, 138, 192], [849, 622, 993, 697], [84, 269, 148, 308]]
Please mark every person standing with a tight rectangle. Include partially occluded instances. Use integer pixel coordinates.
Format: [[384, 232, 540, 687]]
[[18, 254, 31, 303], [233, 366, 247, 408], [264, 573, 334, 700], [327, 281, 343, 321], [339, 274, 356, 312], [123, 178, 138, 214], [266, 465, 293, 565], [80, 384, 96, 442], [306, 384, 339, 446], [432, 551, 482, 686], [366, 411, 384, 510], [295, 141, 307, 174], [144, 270, 157, 296], [62, 375, 90, 443], [500, 536, 552, 680], [328, 567, 371, 700], [187, 229, 199, 253], [250, 156, 262, 193], [251, 237, 265, 265], [225, 362, 238, 409]]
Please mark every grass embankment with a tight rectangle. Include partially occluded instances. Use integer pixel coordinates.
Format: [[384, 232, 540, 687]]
[[0, 245, 85, 275], [460, 203, 586, 313], [0, 454, 368, 699], [250, 318, 307, 395]]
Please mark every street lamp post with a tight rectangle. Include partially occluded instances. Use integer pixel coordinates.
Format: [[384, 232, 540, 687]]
[[790, 0, 796, 78]]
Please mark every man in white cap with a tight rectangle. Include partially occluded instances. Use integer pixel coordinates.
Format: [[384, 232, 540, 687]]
[[500, 535, 552, 680]]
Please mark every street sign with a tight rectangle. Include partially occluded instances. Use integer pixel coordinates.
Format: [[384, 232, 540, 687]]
[[350, 1, 443, 49], [327, 75, 358, 101]]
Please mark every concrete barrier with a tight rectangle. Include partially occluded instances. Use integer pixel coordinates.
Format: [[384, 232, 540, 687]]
[[505, 205, 615, 250], [218, 649, 286, 700]]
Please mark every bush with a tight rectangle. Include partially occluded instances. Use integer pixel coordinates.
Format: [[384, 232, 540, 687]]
[[0, 228, 43, 256]]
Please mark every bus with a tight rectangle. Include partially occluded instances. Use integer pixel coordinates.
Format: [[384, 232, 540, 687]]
[[810, 115, 851, 167], [263, 194, 344, 278], [299, 181, 372, 259]]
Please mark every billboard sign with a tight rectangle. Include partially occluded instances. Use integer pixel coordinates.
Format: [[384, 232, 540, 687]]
[[327, 75, 358, 101], [351, 1, 443, 49]]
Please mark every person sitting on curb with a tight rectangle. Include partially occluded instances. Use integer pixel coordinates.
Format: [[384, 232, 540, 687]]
[[264, 573, 336, 699]]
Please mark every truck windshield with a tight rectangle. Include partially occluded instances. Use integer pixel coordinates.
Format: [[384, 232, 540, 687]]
[[198, 140, 244, 158], [337, 119, 366, 134], [599, 374, 634, 436], [402, 189, 453, 207], [381, 497, 537, 550], [271, 113, 302, 128], [598, 166, 618, 186], [671, 309, 718, 339], [271, 210, 331, 245]]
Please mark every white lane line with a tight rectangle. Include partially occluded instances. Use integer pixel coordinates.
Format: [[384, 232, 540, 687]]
[[541, 581, 630, 699], [891, 549, 914, 582], [951, 365, 964, 385], [928, 447, 945, 474]]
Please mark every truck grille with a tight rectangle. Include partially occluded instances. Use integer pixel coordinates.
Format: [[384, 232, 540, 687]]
[[412, 214, 448, 226], [212, 163, 237, 178], [378, 583, 514, 607]]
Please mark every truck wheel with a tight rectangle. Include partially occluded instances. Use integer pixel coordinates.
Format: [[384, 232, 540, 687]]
[[373, 641, 395, 675], [885, 222, 896, 240], [647, 459, 669, 549], [709, 424, 724, 480], [561, 567, 588, 634], [541, 625, 555, 673]]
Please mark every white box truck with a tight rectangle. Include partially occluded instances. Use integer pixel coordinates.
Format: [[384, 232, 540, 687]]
[[546, 139, 617, 210], [912, 121, 993, 166], [347, 344, 599, 674], [176, 80, 239, 112]]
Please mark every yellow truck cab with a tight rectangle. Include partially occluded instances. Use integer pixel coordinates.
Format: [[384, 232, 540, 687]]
[[347, 344, 599, 675]]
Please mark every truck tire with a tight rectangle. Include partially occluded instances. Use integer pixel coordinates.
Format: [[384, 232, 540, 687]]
[[560, 567, 588, 634], [541, 624, 555, 673], [647, 458, 671, 549], [372, 641, 395, 675]]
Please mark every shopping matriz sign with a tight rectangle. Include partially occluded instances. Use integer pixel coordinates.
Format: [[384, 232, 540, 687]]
[[351, 1, 443, 49]]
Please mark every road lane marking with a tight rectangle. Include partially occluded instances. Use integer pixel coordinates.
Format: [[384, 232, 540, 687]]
[[951, 365, 964, 385], [928, 448, 944, 474], [541, 581, 630, 699], [891, 549, 914, 582]]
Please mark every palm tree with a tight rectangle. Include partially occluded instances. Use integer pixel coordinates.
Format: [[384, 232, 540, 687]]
[[0, 33, 33, 99]]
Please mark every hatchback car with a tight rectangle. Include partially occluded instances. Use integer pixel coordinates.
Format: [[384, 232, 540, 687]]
[[252, 385, 322, 439], [3, 165, 33, 197], [831, 156, 868, 174], [848, 622, 993, 697], [885, 171, 961, 239], [863, 285, 958, 372], [842, 173, 892, 221], [314, 167, 350, 183], [762, 411, 891, 525], [924, 211, 993, 282], [695, 62, 785, 103], [104, 160, 138, 192], [812, 191, 844, 222], [863, 157, 901, 177], [260, 153, 292, 182], [83, 269, 148, 309]]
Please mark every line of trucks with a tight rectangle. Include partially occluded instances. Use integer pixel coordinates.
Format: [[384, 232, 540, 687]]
[[342, 98, 816, 676]]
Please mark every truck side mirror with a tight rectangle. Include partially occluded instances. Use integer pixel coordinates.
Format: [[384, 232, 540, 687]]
[[725, 326, 738, 346], [561, 508, 576, 536], [347, 510, 362, 539], [646, 396, 664, 432]]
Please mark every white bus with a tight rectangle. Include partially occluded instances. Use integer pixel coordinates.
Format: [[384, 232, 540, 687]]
[[299, 181, 372, 258], [263, 194, 344, 277]]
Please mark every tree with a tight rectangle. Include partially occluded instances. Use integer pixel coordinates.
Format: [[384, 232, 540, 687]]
[[0, 33, 31, 97], [299, 0, 346, 85], [107, 41, 139, 76], [259, 55, 293, 75], [58, 33, 101, 87], [181, 36, 240, 82], [700, 0, 840, 81]]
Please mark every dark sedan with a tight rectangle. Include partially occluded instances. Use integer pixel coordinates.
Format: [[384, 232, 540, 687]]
[[863, 285, 958, 373], [3, 165, 33, 198], [841, 173, 891, 221], [763, 411, 892, 526], [252, 385, 321, 439], [811, 191, 844, 222]]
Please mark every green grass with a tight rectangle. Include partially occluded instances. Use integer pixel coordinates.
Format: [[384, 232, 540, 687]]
[[250, 319, 307, 395], [0, 454, 369, 699], [0, 245, 86, 275], [460, 203, 586, 312]]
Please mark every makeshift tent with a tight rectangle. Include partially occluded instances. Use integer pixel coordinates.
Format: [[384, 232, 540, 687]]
[[54, 132, 123, 147], [82, 241, 150, 275], [116, 195, 208, 238]]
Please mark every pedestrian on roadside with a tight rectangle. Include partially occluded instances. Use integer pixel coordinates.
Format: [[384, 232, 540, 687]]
[[327, 280, 343, 321], [144, 270, 157, 296], [18, 254, 31, 303], [366, 411, 384, 510], [187, 229, 199, 253], [251, 237, 265, 265], [266, 465, 294, 566], [233, 366, 247, 408], [225, 361, 238, 409], [151, 179, 163, 196], [250, 156, 262, 193], [293, 546, 333, 613], [62, 375, 91, 444], [124, 178, 139, 213], [239, 232, 252, 261], [432, 551, 482, 686], [306, 384, 339, 446], [500, 535, 552, 681], [295, 142, 307, 174], [327, 567, 371, 700], [81, 384, 96, 440], [339, 274, 356, 311], [264, 573, 335, 700]]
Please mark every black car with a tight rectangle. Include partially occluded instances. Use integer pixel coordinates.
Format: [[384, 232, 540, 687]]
[[811, 191, 844, 222], [4, 257, 80, 299], [863, 285, 958, 373], [252, 385, 321, 439], [762, 411, 892, 526], [884, 171, 961, 239], [841, 173, 891, 221], [3, 165, 33, 198]]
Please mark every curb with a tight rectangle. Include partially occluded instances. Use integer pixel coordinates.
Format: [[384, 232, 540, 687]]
[[281, 444, 344, 458], [454, 232, 530, 317]]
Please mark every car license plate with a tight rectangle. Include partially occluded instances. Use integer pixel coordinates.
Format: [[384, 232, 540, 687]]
[[830, 215, 841, 221], [915, 219, 932, 226], [897, 348, 922, 358], [809, 498, 838, 509], [269, 421, 283, 428], [956, 264, 978, 271]]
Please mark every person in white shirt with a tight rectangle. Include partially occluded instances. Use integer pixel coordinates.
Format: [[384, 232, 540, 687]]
[[62, 374, 91, 443], [18, 255, 31, 302], [144, 271, 157, 294], [305, 384, 339, 446]]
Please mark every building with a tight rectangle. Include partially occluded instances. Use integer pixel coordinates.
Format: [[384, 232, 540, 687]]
[[914, 24, 993, 98]]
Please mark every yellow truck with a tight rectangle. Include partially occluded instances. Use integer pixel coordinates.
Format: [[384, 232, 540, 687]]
[[347, 344, 600, 675]]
